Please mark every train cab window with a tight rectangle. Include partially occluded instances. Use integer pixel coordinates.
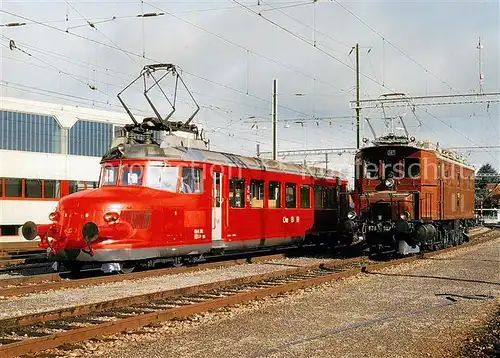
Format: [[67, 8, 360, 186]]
[[285, 183, 296, 209], [229, 178, 245, 208], [121, 165, 144, 186], [181, 167, 203, 193], [405, 158, 420, 178], [5, 178, 22, 197], [146, 165, 178, 192], [324, 187, 337, 209], [250, 180, 264, 208], [0, 178, 3, 197], [268, 181, 281, 208], [300, 185, 310, 208], [44, 180, 61, 199], [25, 179, 42, 198], [314, 185, 323, 209], [102, 166, 119, 186], [364, 160, 379, 179]]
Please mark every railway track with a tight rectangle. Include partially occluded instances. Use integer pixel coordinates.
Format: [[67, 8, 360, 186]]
[[0, 228, 497, 358], [0, 252, 293, 297]]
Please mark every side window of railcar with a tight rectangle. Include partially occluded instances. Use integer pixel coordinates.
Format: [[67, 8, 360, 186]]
[[229, 178, 245, 208], [25, 179, 42, 198], [44, 180, 61, 199], [268, 181, 281, 208], [314, 185, 323, 209], [324, 187, 337, 209], [404, 158, 420, 178], [5, 178, 22, 197], [250, 180, 264, 208], [285, 183, 296, 209], [300, 185, 310, 208], [180, 167, 203, 193]]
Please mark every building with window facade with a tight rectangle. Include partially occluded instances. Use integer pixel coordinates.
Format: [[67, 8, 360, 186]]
[[0, 96, 136, 241]]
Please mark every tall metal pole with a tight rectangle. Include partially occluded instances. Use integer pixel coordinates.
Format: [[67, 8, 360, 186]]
[[355, 43, 360, 149], [272, 79, 277, 160]]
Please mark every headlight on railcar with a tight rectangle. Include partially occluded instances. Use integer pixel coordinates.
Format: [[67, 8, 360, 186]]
[[347, 211, 357, 220], [400, 211, 411, 221], [49, 212, 60, 222], [103, 212, 120, 223], [384, 178, 395, 188]]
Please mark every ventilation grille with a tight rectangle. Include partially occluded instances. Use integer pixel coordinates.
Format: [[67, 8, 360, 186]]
[[120, 210, 152, 229]]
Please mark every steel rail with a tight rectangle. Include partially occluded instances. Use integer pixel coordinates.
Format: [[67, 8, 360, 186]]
[[0, 252, 291, 296], [0, 257, 366, 329], [0, 230, 498, 358]]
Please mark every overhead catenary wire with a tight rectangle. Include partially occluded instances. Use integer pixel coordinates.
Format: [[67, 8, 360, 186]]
[[229, 0, 392, 93], [330, 0, 457, 92], [0, 7, 494, 163], [0, 9, 340, 123], [142, 1, 351, 95]]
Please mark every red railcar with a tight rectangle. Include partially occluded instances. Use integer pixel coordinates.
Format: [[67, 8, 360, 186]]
[[353, 135, 475, 257], [22, 141, 357, 273]]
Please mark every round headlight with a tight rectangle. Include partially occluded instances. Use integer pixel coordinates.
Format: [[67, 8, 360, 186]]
[[400, 211, 411, 221], [385, 178, 395, 188], [49, 212, 60, 222], [103, 212, 120, 223], [347, 211, 357, 220]]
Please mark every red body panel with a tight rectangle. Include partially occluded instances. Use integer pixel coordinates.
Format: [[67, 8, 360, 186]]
[[34, 158, 348, 262]]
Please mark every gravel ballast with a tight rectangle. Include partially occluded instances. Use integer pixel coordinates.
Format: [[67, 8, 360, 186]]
[[0, 256, 340, 318], [49, 233, 500, 358]]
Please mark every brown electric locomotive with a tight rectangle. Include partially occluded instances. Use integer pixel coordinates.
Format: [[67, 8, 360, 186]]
[[353, 134, 475, 257]]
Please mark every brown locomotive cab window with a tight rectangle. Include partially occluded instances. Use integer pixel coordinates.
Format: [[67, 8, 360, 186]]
[[285, 183, 296, 208], [405, 158, 420, 178], [364, 160, 379, 178], [230, 178, 245, 208], [324, 187, 337, 209], [300, 185, 310, 208], [314, 185, 323, 209], [250, 180, 264, 208], [268, 181, 281, 208], [25, 179, 42, 198], [5, 178, 22, 197], [44, 180, 61, 198]]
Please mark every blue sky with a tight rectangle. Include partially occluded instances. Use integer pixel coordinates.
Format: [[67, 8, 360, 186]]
[[0, 0, 499, 179]]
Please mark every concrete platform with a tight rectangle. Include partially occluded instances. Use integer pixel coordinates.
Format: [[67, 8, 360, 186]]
[[91, 233, 500, 358]]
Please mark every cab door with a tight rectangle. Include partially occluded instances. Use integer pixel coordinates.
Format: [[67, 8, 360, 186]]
[[212, 171, 223, 244]]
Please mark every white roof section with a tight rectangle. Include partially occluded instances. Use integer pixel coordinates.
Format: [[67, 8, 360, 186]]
[[0, 96, 203, 132], [0, 96, 135, 129]]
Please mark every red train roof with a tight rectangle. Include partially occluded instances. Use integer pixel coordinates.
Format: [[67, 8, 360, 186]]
[[103, 143, 349, 182]]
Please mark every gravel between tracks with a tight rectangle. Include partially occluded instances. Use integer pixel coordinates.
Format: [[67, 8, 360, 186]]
[[0, 256, 338, 318], [41, 230, 500, 358]]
